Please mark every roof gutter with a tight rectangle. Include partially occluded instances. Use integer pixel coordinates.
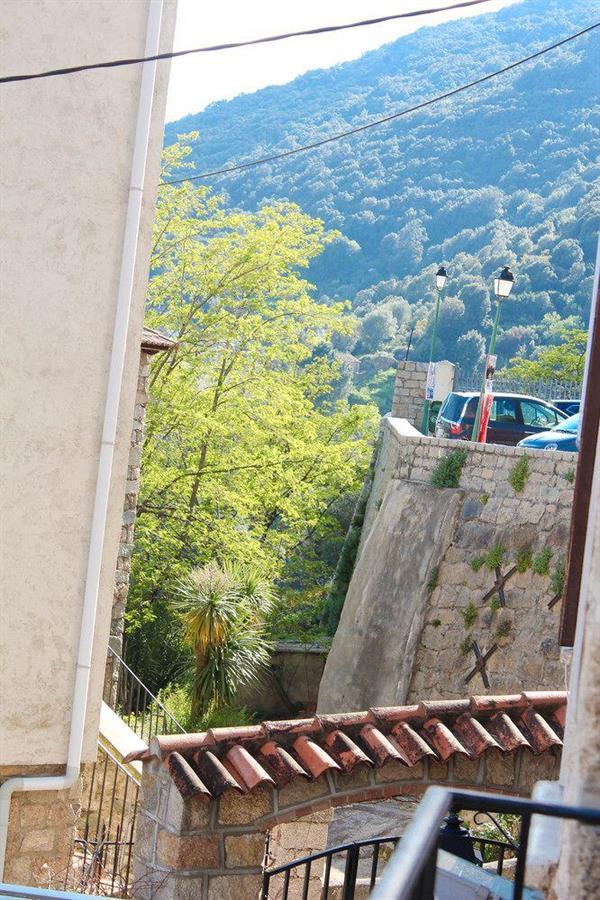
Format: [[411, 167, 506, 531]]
[[0, 0, 164, 877]]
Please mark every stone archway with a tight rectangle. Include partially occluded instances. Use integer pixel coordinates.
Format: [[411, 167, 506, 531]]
[[129, 692, 564, 899]]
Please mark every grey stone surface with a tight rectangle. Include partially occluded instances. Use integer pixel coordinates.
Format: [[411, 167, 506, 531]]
[[318, 479, 463, 712]]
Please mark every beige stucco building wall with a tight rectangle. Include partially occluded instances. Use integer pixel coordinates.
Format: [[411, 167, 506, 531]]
[[0, 0, 177, 767]]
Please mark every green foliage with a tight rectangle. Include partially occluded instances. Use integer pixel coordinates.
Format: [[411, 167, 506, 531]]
[[471, 814, 520, 864], [509, 457, 530, 493], [516, 546, 533, 573], [470, 555, 486, 573], [461, 602, 478, 629], [533, 547, 554, 576], [172, 562, 274, 715], [426, 566, 439, 596], [503, 326, 588, 382], [126, 139, 378, 689], [430, 619, 442, 628], [485, 544, 506, 571], [165, 0, 598, 379], [267, 588, 330, 645], [459, 634, 473, 656], [431, 449, 468, 489], [480, 493, 490, 506], [550, 558, 566, 597], [564, 469, 575, 484], [496, 620, 512, 640], [323, 448, 377, 634], [155, 684, 256, 733], [490, 596, 501, 612]]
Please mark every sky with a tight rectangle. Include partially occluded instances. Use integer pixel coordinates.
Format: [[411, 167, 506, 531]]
[[166, 0, 522, 122]]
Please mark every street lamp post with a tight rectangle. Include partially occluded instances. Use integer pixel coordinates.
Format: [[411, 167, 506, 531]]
[[420, 265, 448, 434], [471, 266, 515, 442]]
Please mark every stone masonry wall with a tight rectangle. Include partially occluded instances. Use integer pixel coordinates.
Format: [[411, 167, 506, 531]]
[[132, 746, 559, 900], [391, 361, 429, 428], [319, 418, 576, 712], [105, 350, 151, 698], [1, 766, 81, 889]]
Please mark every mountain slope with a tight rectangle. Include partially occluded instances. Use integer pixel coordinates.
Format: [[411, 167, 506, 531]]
[[165, 0, 599, 378]]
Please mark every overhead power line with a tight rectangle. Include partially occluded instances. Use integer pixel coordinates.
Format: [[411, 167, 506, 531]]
[[0, 0, 495, 84], [160, 22, 599, 187]]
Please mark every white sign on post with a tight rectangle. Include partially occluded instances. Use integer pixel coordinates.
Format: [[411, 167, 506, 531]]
[[425, 361, 436, 400]]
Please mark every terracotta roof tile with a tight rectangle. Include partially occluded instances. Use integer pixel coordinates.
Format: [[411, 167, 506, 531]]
[[324, 730, 373, 773], [128, 692, 567, 800], [293, 735, 340, 778], [421, 717, 470, 761]]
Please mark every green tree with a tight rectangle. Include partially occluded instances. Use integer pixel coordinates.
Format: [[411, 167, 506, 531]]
[[125, 137, 378, 688], [501, 325, 587, 381]]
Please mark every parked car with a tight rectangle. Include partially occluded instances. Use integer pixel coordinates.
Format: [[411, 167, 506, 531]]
[[552, 399, 581, 417], [517, 413, 579, 451], [435, 391, 568, 446]]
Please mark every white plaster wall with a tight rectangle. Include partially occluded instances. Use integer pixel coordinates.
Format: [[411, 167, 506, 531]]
[[0, 0, 177, 765]]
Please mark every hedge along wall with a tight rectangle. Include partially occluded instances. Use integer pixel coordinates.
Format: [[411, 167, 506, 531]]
[[318, 418, 576, 712]]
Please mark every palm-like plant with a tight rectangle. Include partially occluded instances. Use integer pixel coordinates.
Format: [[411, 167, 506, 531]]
[[173, 562, 274, 717]]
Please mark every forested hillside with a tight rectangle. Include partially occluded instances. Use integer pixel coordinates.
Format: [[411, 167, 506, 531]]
[[165, 0, 599, 405]]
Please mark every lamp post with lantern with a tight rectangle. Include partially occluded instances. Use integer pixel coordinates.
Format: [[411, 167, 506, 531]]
[[420, 265, 448, 434], [471, 266, 515, 442]]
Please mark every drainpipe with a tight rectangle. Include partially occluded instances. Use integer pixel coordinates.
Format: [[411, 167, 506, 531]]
[[0, 0, 164, 877]]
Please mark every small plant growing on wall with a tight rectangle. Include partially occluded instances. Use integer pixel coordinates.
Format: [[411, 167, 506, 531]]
[[431, 448, 468, 489], [485, 544, 506, 570], [459, 634, 473, 655], [471, 555, 486, 572], [426, 566, 439, 595], [550, 558, 566, 596], [564, 469, 575, 484], [430, 618, 442, 628], [533, 546, 553, 576], [516, 546, 533, 573], [490, 596, 501, 612], [496, 620, 512, 640], [509, 456, 530, 493], [461, 601, 478, 628], [480, 492, 490, 506]]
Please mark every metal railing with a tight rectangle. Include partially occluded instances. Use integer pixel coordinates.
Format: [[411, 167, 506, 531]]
[[104, 646, 186, 743], [455, 373, 581, 401], [261, 828, 514, 899], [372, 787, 600, 900], [65, 741, 140, 898]]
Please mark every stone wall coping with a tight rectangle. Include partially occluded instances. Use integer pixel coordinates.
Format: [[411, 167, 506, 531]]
[[385, 417, 578, 463]]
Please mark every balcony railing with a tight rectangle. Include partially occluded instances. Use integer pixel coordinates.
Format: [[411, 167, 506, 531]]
[[104, 646, 186, 743], [371, 787, 600, 900], [261, 827, 514, 899]]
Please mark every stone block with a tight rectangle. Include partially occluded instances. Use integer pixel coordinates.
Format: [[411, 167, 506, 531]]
[[375, 760, 424, 783], [485, 750, 516, 787], [218, 786, 273, 825], [277, 777, 328, 810], [166, 785, 211, 833], [135, 812, 157, 864], [156, 830, 220, 870], [208, 873, 263, 899], [20, 828, 54, 852], [225, 832, 266, 868]]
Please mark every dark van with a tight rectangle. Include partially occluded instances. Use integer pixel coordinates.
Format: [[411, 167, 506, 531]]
[[435, 392, 567, 446]]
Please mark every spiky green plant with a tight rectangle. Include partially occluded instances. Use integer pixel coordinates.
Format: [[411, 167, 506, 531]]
[[173, 562, 274, 717]]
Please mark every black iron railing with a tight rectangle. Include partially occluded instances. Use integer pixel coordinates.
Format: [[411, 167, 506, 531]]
[[104, 646, 186, 743], [66, 741, 140, 898], [372, 787, 600, 900], [261, 827, 514, 899]]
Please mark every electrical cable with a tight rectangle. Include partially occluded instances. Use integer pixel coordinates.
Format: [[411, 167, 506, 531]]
[[0, 0, 495, 84], [160, 21, 599, 186]]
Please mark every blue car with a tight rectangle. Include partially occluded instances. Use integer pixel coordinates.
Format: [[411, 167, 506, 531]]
[[517, 413, 579, 451]]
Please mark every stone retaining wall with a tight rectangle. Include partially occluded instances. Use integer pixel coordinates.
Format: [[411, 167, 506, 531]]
[[319, 419, 575, 711], [133, 744, 558, 900]]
